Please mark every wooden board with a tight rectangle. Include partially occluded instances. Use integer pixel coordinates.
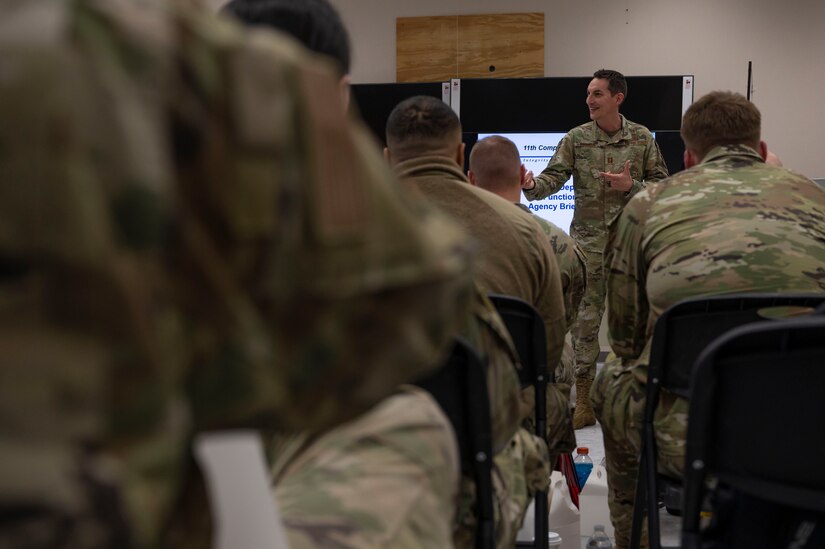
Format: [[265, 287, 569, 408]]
[[457, 13, 544, 79], [397, 13, 544, 83], [396, 15, 458, 83]]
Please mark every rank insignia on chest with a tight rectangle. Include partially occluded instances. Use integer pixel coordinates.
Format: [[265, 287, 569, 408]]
[[607, 155, 613, 165]]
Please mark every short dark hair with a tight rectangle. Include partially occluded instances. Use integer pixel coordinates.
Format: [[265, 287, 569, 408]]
[[385, 95, 461, 162], [222, 0, 351, 75], [681, 91, 761, 160], [593, 69, 627, 97]]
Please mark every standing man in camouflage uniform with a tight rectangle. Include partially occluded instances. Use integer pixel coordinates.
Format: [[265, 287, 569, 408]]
[[0, 1, 476, 547], [385, 96, 574, 548], [469, 135, 587, 392], [522, 69, 669, 428], [592, 90, 825, 549]]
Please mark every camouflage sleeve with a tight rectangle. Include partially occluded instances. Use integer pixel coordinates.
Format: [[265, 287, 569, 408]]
[[643, 133, 670, 183], [534, 229, 567, 370], [557, 247, 586, 331], [544, 383, 576, 455], [626, 131, 669, 198], [524, 133, 574, 201], [271, 387, 461, 549], [605, 191, 652, 359], [489, 427, 551, 548], [567, 244, 588, 328]]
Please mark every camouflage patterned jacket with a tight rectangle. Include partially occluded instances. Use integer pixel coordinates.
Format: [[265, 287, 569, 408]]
[[606, 144, 825, 361], [524, 116, 669, 253], [270, 387, 461, 549], [516, 204, 587, 330], [0, 1, 474, 546]]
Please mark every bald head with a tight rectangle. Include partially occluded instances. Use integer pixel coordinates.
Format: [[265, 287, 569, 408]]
[[384, 95, 463, 166], [468, 136, 524, 202]]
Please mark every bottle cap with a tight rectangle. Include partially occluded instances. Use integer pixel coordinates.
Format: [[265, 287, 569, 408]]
[[577, 447, 589, 454]]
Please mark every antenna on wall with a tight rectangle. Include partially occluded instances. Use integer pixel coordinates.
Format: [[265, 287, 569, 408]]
[[747, 61, 753, 100]]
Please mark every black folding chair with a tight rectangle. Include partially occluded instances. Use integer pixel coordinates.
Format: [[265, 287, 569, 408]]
[[629, 293, 825, 549], [681, 315, 825, 549], [487, 294, 552, 549], [414, 338, 495, 549]]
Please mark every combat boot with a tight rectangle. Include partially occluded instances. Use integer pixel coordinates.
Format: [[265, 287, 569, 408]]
[[573, 378, 596, 429]]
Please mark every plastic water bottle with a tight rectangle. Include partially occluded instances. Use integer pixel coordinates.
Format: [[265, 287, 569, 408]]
[[586, 524, 613, 548], [574, 447, 593, 488]]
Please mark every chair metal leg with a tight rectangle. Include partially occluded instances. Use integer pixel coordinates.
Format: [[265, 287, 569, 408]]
[[645, 424, 662, 549], [534, 490, 548, 549], [629, 449, 648, 549]]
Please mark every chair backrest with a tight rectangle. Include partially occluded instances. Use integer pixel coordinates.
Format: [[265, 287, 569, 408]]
[[413, 338, 495, 549], [649, 293, 825, 398], [486, 294, 550, 387], [682, 315, 825, 546], [487, 294, 550, 549], [631, 293, 825, 549]]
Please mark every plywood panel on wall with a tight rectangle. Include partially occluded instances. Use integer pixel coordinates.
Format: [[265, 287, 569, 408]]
[[397, 13, 544, 83], [396, 16, 458, 83], [457, 13, 544, 79]]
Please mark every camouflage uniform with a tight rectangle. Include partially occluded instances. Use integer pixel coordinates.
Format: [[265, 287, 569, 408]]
[[592, 144, 825, 549], [517, 203, 587, 388], [524, 116, 668, 381], [269, 386, 460, 549], [265, 285, 521, 549], [0, 1, 475, 547], [396, 156, 574, 548], [489, 428, 551, 548]]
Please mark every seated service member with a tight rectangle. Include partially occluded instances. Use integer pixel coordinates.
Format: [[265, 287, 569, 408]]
[[222, 2, 481, 547], [468, 135, 587, 393], [385, 95, 574, 548], [0, 1, 476, 547], [592, 90, 825, 549]]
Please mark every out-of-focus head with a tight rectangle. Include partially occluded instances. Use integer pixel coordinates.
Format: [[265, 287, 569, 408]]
[[221, 0, 352, 107], [681, 91, 765, 166], [222, 0, 350, 76], [468, 135, 524, 200], [384, 95, 463, 166]]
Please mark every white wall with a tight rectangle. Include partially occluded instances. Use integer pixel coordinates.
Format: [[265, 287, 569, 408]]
[[329, 0, 825, 178]]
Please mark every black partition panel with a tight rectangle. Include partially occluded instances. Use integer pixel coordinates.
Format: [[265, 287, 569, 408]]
[[352, 76, 691, 174], [458, 76, 687, 133], [652, 130, 686, 176], [350, 82, 444, 147]]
